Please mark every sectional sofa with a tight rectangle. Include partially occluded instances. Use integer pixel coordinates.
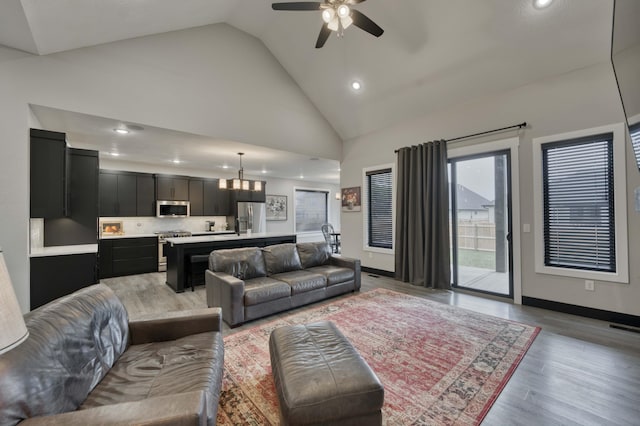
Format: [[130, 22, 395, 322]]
[[205, 242, 361, 327]]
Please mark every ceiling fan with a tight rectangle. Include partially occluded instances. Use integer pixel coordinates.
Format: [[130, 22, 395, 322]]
[[271, 0, 384, 48]]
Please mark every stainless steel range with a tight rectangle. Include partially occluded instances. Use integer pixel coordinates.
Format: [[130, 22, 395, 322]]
[[156, 230, 192, 271]]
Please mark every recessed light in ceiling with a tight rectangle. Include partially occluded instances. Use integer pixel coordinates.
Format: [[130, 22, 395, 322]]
[[351, 81, 362, 91], [114, 128, 129, 135], [222, 164, 229, 169], [110, 152, 120, 157], [262, 169, 267, 174], [299, 174, 304, 179], [533, 0, 553, 9], [172, 159, 181, 164]]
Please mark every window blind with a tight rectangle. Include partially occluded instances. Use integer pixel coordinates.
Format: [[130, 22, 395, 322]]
[[295, 189, 328, 232], [542, 133, 615, 272], [367, 168, 393, 249], [630, 123, 640, 165]]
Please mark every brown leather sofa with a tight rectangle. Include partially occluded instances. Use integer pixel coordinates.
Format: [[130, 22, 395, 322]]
[[0, 284, 224, 426], [205, 241, 361, 327]]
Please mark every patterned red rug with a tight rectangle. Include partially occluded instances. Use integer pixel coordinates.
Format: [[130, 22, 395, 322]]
[[216, 288, 540, 425]]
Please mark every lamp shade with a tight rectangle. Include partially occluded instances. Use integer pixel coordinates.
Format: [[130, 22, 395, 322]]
[[0, 250, 28, 355]]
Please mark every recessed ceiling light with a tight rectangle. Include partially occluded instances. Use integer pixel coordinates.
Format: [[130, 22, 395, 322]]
[[351, 81, 362, 91], [299, 174, 304, 179], [110, 152, 120, 157], [172, 159, 181, 164], [533, 0, 553, 9], [114, 128, 129, 135], [222, 164, 229, 169], [262, 169, 267, 174]]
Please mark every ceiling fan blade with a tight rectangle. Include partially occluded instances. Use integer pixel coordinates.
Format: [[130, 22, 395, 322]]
[[272, 2, 322, 11], [315, 24, 331, 48], [346, 0, 366, 4], [351, 9, 384, 37]]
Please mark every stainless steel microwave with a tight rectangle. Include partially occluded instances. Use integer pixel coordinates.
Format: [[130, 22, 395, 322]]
[[156, 200, 190, 217]]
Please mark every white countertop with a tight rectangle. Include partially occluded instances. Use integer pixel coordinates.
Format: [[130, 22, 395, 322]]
[[30, 244, 99, 258], [100, 231, 235, 240], [100, 233, 157, 239], [165, 232, 295, 246]]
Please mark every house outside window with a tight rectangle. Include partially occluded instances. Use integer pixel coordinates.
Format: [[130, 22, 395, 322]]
[[363, 164, 394, 253], [294, 188, 328, 233], [532, 123, 628, 283]]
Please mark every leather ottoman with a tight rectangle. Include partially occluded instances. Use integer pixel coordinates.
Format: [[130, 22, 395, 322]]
[[269, 321, 384, 425]]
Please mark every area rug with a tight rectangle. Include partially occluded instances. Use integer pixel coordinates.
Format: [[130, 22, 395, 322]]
[[216, 288, 540, 425]]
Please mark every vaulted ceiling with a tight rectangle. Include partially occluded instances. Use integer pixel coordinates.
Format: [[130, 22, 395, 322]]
[[0, 0, 613, 182]]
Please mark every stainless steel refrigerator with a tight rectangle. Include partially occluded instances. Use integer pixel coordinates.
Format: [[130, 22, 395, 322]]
[[236, 202, 267, 234]]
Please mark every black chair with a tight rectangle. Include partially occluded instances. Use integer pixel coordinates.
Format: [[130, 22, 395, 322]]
[[321, 223, 340, 253]]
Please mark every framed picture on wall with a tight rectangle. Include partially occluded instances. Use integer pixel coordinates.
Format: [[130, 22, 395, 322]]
[[341, 187, 361, 212], [266, 194, 287, 221]]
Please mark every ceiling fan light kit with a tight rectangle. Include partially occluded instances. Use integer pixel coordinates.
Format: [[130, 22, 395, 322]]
[[272, 0, 383, 48]]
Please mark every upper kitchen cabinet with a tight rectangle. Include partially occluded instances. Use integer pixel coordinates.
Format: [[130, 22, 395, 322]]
[[45, 148, 99, 246], [189, 179, 204, 216], [100, 170, 155, 217], [30, 129, 67, 218], [203, 179, 232, 216], [136, 174, 155, 216], [231, 181, 266, 203], [156, 175, 189, 201], [100, 171, 136, 217]]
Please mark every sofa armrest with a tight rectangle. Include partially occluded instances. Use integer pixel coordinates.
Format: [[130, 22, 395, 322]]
[[129, 307, 222, 345], [329, 255, 361, 290], [205, 270, 245, 327], [19, 391, 208, 426]]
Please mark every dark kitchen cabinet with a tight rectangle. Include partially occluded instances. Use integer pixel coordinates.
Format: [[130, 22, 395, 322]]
[[136, 174, 155, 216], [100, 171, 136, 217], [100, 170, 154, 217], [204, 179, 233, 215], [99, 237, 157, 278], [156, 175, 189, 201], [30, 129, 67, 218], [189, 179, 204, 216], [231, 182, 266, 203], [30, 253, 98, 309], [45, 148, 99, 246]]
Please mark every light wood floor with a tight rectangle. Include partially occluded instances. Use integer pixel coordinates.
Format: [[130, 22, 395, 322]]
[[102, 272, 640, 426]]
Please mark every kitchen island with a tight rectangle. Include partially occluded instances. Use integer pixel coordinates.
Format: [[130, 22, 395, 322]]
[[164, 232, 296, 292]]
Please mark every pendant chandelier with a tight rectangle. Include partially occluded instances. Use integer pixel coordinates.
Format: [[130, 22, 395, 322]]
[[219, 152, 262, 191]]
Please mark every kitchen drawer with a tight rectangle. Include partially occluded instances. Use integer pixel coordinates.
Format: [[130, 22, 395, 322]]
[[113, 244, 156, 260], [100, 237, 157, 278], [112, 257, 157, 276]]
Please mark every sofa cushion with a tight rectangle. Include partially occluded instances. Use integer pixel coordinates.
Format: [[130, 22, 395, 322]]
[[81, 331, 224, 418], [296, 242, 332, 269], [244, 277, 292, 306], [307, 265, 355, 286], [0, 284, 129, 424], [209, 247, 266, 280], [262, 243, 302, 275], [272, 270, 326, 295]]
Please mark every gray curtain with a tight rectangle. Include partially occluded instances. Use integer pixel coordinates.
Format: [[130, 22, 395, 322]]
[[395, 141, 451, 289]]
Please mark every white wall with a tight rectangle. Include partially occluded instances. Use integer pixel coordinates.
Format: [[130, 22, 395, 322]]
[[0, 23, 342, 312], [341, 61, 640, 317]]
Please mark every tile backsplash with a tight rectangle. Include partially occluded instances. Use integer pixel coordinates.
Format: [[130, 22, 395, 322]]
[[99, 216, 233, 236]]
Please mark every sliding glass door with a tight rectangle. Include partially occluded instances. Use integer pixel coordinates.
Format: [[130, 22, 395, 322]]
[[449, 151, 513, 298]]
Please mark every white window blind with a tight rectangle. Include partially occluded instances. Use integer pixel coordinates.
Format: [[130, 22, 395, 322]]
[[630, 123, 640, 165], [295, 189, 328, 232], [367, 168, 393, 249], [542, 133, 615, 272]]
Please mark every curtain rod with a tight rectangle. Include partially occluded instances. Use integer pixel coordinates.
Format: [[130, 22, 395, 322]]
[[394, 122, 527, 153]]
